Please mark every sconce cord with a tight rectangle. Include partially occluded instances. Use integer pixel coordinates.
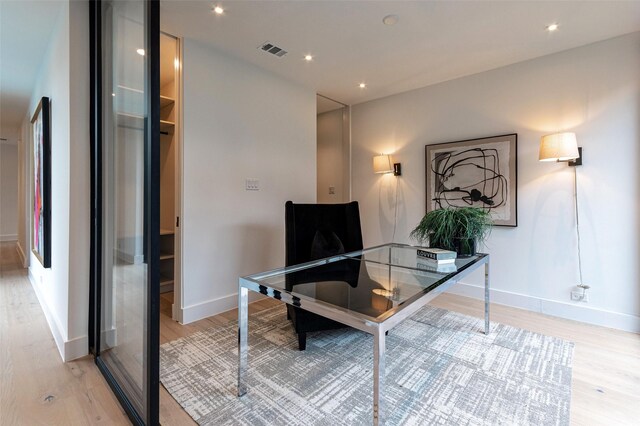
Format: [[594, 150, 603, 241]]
[[574, 167, 584, 286], [391, 175, 399, 243]]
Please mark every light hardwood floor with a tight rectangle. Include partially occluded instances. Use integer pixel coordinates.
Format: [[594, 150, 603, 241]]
[[0, 242, 129, 424], [2, 241, 639, 425]]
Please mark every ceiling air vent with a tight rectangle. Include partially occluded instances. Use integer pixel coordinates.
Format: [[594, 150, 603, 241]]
[[258, 41, 288, 58]]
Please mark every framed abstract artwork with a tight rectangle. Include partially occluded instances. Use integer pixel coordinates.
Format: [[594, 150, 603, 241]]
[[31, 97, 52, 267], [425, 134, 517, 227]]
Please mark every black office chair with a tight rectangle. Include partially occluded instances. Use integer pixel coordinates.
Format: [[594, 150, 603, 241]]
[[285, 201, 369, 350]]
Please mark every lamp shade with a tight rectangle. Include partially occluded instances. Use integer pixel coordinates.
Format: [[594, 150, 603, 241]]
[[373, 154, 393, 174], [539, 132, 579, 162]]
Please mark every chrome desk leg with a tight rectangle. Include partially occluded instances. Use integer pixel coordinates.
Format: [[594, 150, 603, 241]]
[[373, 327, 386, 425], [238, 286, 248, 397], [484, 261, 490, 335]]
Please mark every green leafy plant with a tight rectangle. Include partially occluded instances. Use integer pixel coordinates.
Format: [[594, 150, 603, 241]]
[[410, 207, 492, 252]]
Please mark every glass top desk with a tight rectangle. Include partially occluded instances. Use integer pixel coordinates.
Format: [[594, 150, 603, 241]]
[[238, 243, 490, 425]]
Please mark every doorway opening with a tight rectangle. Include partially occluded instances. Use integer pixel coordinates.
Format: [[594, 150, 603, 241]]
[[158, 32, 182, 323], [316, 94, 350, 203]]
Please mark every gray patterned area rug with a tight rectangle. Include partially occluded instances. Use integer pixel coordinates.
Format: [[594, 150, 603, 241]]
[[160, 305, 573, 425]]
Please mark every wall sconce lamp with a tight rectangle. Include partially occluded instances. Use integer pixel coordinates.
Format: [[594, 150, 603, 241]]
[[373, 154, 401, 176], [539, 132, 583, 166], [373, 153, 402, 244], [539, 131, 589, 299]]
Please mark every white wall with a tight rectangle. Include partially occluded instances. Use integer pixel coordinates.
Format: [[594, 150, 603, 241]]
[[351, 33, 640, 332], [317, 108, 346, 203], [1, 135, 19, 241], [66, 0, 90, 346], [17, 123, 29, 266], [180, 39, 316, 323], [22, 0, 90, 361]]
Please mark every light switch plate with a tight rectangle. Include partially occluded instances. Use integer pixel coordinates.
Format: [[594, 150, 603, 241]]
[[245, 179, 260, 191]]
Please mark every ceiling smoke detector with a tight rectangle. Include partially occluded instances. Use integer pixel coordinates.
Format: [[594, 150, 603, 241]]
[[258, 42, 288, 58], [382, 14, 399, 26]]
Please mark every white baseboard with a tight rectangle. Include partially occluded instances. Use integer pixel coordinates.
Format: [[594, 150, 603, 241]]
[[179, 283, 640, 333], [0, 234, 17, 242], [101, 327, 118, 348], [65, 335, 89, 361], [16, 242, 28, 268], [180, 292, 265, 325], [448, 281, 640, 334], [28, 269, 89, 361], [28, 269, 65, 359]]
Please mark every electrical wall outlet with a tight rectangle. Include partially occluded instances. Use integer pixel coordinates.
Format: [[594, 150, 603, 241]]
[[571, 289, 589, 302], [329, 186, 335, 195]]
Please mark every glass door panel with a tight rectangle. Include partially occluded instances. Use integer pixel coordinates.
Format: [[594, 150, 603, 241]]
[[92, 0, 159, 424]]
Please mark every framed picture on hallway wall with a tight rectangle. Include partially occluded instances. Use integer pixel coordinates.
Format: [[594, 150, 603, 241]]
[[425, 134, 517, 227], [31, 97, 51, 268]]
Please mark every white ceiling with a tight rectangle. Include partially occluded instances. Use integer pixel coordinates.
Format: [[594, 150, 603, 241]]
[[2, 1, 639, 135], [0, 0, 64, 135], [161, 0, 640, 106]]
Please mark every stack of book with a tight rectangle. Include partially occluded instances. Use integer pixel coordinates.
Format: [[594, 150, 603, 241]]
[[416, 248, 458, 273]]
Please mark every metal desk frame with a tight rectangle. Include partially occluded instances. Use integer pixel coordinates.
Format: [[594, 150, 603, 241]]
[[237, 244, 490, 425]]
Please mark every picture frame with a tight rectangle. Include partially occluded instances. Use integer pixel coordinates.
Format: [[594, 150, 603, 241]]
[[425, 133, 517, 227], [31, 97, 52, 267]]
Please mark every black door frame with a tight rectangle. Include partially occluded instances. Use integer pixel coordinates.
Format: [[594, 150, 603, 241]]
[[89, 1, 160, 424]]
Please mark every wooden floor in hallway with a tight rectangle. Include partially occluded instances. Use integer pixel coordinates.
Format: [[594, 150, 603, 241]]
[[0, 242, 129, 424], [1, 240, 639, 425]]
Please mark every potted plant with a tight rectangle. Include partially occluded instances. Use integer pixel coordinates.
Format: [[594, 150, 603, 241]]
[[410, 207, 492, 257]]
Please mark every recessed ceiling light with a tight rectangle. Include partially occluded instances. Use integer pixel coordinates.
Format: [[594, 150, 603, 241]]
[[359, 83, 366, 89], [304, 54, 313, 61], [546, 23, 559, 32], [382, 14, 399, 26], [213, 5, 224, 15], [136, 48, 145, 56], [112, 93, 115, 97]]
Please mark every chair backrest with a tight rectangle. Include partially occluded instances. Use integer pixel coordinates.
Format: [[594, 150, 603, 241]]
[[285, 201, 363, 267]]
